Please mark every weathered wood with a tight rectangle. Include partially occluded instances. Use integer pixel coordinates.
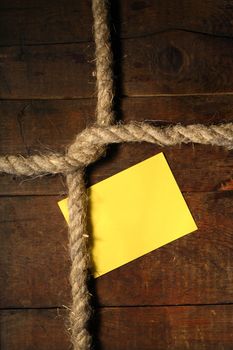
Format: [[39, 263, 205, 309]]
[[1, 96, 233, 153], [0, 96, 233, 195], [0, 31, 233, 99], [0, 100, 95, 155], [1, 305, 233, 350], [0, 0, 92, 46], [0, 195, 70, 308], [122, 31, 233, 96], [1, 1, 232, 348], [0, 309, 69, 350], [0, 42, 94, 99], [0, 0, 233, 46], [96, 191, 233, 307], [97, 305, 233, 350], [120, 0, 233, 39], [1, 192, 233, 308]]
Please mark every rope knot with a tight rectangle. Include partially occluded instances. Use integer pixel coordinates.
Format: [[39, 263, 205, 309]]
[[66, 125, 107, 169]]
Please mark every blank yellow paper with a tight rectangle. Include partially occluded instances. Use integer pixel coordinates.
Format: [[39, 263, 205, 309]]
[[58, 152, 197, 277]]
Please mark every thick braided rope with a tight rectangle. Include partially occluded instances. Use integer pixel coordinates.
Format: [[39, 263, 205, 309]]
[[0, 0, 232, 349], [67, 170, 92, 349], [66, 1, 115, 349], [0, 122, 232, 176], [92, 0, 114, 125]]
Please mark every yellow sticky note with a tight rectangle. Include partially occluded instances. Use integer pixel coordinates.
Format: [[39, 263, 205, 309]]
[[58, 152, 197, 277]]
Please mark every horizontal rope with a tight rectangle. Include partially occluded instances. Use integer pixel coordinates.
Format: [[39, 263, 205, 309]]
[[0, 122, 232, 176]]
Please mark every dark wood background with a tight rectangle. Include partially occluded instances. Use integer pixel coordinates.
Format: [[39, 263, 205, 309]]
[[1, 1, 233, 349]]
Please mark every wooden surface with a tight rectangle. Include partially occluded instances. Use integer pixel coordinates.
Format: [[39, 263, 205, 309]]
[[1, 306, 233, 350], [0, 1, 233, 349], [0, 31, 233, 98]]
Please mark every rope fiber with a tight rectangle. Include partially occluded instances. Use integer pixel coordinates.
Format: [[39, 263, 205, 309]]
[[1, 122, 233, 176], [0, 0, 233, 349]]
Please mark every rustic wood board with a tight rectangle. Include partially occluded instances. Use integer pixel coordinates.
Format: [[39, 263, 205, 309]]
[[1, 306, 233, 350], [0, 0, 233, 45], [0, 31, 233, 98], [1, 192, 233, 308], [0, 0, 233, 349]]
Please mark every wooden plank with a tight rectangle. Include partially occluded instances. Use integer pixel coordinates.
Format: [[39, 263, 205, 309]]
[[0, 195, 70, 308], [1, 96, 232, 154], [97, 305, 233, 350], [1, 192, 233, 308], [122, 31, 233, 96], [0, 0, 233, 46], [1, 2, 232, 348], [0, 0, 93, 46], [0, 31, 233, 99], [120, 0, 233, 39], [96, 191, 233, 306], [1, 305, 233, 350], [0, 100, 95, 155], [0, 309, 69, 350], [0, 42, 94, 99], [0, 96, 233, 195]]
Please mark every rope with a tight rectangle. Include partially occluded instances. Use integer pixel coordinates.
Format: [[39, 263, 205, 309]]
[[66, 1, 115, 347], [0, 122, 233, 176], [67, 170, 92, 349], [66, 1, 115, 348], [0, 1, 232, 349], [92, 0, 114, 125]]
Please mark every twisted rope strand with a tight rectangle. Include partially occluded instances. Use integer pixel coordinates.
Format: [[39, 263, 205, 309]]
[[67, 1, 115, 349], [1, 0, 233, 349], [92, 0, 114, 125], [0, 122, 232, 176], [67, 170, 92, 350]]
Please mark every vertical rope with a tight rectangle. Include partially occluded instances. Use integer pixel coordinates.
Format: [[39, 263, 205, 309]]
[[0, 2, 232, 350], [92, 0, 114, 125], [67, 170, 92, 350], [67, 1, 114, 349]]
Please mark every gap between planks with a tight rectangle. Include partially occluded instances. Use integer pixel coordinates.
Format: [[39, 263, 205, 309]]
[[2, 92, 233, 101], [2, 301, 233, 311], [0, 28, 232, 49]]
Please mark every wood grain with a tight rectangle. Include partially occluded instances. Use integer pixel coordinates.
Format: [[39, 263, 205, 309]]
[[97, 305, 233, 350], [0, 42, 94, 99], [0, 309, 70, 350], [122, 31, 233, 96], [120, 0, 233, 39], [1, 192, 232, 308], [1, 96, 233, 154], [1, 305, 233, 350], [0, 31, 233, 98], [0, 1, 233, 348], [0, 0, 233, 46]]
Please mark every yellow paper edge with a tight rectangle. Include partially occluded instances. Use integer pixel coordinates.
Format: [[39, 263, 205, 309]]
[[58, 152, 198, 277]]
